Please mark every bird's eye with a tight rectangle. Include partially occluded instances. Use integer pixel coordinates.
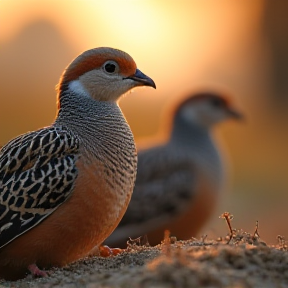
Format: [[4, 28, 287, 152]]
[[104, 63, 116, 73], [210, 98, 224, 107]]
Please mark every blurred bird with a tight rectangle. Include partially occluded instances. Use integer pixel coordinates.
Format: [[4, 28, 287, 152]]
[[0, 47, 156, 280], [106, 92, 242, 247]]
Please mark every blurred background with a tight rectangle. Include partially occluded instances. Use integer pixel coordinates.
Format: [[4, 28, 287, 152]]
[[0, 0, 287, 244]]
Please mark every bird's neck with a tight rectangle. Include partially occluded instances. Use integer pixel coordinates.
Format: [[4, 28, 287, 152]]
[[171, 112, 224, 190], [54, 89, 135, 158], [171, 113, 211, 145]]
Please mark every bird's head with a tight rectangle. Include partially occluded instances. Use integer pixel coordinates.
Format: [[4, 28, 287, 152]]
[[176, 92, 243, 128], [56, 47, 156, 104]]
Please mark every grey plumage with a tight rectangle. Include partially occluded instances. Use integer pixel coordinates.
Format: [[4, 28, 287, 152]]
[[55, 87, 137, 191]]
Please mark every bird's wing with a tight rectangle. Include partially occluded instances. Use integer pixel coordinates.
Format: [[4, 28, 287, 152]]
[[119, 145, 196, 227], [0, 126, 79, 248]]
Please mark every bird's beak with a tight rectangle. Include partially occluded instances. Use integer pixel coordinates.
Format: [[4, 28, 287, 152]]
[[227, 108, 244, 120], [125, 69, 156, 89]]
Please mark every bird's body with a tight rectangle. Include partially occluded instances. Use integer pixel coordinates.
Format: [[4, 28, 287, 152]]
[[0, 47, 155, 280], [106, 93, 242, 247]]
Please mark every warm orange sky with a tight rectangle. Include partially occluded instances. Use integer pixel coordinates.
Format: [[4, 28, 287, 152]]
[[0, 0, 265, 85], [0, 1, 287, 243], [0, 0, 267, 138]]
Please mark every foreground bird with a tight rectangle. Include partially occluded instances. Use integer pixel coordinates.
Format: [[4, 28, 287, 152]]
[[0, 47, 156, 280], [106, 92, 242, 247]]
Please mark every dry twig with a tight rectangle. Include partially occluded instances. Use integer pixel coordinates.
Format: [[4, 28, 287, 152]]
[[253, 220, 260, 239], [220, 212, 235, 244]]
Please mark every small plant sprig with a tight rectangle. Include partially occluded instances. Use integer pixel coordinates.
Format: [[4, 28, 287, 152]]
[[277, 235, 288, 251], [220, 212, 236, 244], [220, 212, 264, 246], [161, 230, 172, 256], [126, 234, 150, 251], [253, 220, 260, 239]]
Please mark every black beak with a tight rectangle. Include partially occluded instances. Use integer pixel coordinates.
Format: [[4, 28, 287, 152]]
[[124, 69, 156, 89], [227, 108, 244, 120]]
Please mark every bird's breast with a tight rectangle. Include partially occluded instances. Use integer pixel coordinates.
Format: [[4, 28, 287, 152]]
[[75, 151, 136, 223]]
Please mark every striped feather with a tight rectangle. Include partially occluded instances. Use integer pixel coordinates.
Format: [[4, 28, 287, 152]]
[[0, 126, 79, 248]]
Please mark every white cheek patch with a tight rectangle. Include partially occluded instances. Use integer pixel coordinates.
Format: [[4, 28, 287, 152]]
[[69, 80, 91, 98]]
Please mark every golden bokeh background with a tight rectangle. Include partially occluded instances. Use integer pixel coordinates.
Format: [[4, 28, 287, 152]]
[[0, 0, 287, 243]]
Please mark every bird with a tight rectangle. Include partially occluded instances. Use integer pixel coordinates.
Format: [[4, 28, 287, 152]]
[[0, 47, 156, 280], [105, 92, 242, 247]]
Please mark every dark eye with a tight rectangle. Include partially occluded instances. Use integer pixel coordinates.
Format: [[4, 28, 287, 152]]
[[104, 63, 116, 73], [210, 97, 224, 107]]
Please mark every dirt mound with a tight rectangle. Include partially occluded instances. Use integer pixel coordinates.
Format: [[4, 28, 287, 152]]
[[1, 213, 288, 288]]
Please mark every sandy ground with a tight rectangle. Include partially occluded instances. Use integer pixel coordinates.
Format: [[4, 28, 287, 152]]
[[1, 214, 288, 288]]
